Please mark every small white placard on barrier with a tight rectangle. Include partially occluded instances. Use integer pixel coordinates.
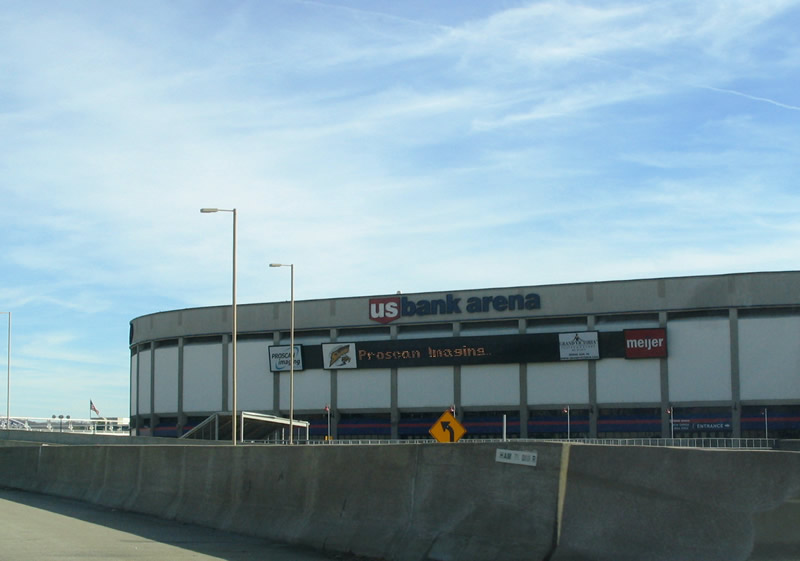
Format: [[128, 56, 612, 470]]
[[496, 448, 537, 467]]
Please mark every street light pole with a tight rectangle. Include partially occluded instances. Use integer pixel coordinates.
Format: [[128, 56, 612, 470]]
[[201, 208, 238, 446], [270, 263, 294, 444], [1, 312, 10, 430]]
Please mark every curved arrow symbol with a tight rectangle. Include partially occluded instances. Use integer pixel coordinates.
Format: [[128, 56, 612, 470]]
[[441, 420, 455, 442]]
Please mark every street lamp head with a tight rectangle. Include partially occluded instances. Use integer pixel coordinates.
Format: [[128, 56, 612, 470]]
[[200, 208, 219, 213]]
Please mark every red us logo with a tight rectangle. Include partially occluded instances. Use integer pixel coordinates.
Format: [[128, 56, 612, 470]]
[[369, 297, 400, 324]]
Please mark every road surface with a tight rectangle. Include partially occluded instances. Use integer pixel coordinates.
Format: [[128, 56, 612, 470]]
[[0, 487, 361, 561]]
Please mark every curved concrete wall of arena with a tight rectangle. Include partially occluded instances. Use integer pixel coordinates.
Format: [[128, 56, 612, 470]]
[[0, 440, 799, 561]]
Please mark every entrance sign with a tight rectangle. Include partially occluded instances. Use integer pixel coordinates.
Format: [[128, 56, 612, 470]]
[[429, 410, 467, 443]]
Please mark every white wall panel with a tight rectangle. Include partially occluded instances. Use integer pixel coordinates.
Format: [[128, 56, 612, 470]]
[[527, 362, 588, 405], [237, 339, 274, 411], [398, 366, 453, 408], [279, 369, 332, 410], [137, 349, 151, 414], [597, 358, 661, 403], [183, 342, 222, 413], [740, 316, 800, 400], [462, 364, 519, 406], [337, 369, 389, 409], [153, 346, 178, 412], [667, 318, 731, 402]]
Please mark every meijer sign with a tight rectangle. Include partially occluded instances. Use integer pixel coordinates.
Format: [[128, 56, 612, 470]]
[[624, 328, 667, 359]]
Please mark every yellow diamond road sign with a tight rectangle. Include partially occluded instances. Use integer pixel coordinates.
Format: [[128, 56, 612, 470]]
[[429, 410, 467, 443]]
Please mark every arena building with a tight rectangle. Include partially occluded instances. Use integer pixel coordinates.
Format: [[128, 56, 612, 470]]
[[129, 271, 800, 441]]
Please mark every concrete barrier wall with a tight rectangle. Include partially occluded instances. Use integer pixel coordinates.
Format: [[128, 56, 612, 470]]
[[1, 441, 799, 561], [0, 442, 563, 561]]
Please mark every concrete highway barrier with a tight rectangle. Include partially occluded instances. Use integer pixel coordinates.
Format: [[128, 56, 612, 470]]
[[0, 438, 798, 561]]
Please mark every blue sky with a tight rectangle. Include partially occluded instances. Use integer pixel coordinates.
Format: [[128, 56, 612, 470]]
[[2, 0, 800, 420]]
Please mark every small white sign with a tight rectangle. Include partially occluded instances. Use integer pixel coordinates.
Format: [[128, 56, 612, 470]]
[[558, 331, 599, 360], [496, 448, 538, 467]]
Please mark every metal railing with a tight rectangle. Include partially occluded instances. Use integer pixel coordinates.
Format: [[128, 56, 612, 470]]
[[0, 416, 130, 435], [240, 437, 778, 449]]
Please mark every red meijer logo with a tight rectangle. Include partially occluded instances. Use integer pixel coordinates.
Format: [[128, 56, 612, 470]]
[[369, 297, 401, 324]]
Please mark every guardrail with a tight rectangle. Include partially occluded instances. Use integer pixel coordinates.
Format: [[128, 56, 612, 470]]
[[0, 417, 130, 434], [242, 437, 778, 449]]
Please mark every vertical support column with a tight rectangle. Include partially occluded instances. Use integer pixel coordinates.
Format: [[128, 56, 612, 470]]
[[730, 308, 742, 438], [221, 334, 230, 413], [659, 311, 671, 437], [329, 328, 339, 439], [177, 337, 185, 435], [272, 332, 281, 414], [518, 319, 529, 438], [390, 325, 398, 439], [452, 322, 461, 421], [149, 341, 157, 432], [587, 316, 598, 438], [132, 345, 140, 434]]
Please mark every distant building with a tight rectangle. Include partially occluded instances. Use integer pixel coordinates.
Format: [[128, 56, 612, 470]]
[[129, 271, 800, 440]]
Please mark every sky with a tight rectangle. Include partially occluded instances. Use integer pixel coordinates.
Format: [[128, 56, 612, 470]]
[[2, 0, 800, 420]]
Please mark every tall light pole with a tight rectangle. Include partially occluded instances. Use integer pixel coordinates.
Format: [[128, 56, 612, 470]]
[[562, 405, 571, 440], [1, 312, 9, 430], [270, 263, 294, 444], [201, 208, 238, 446]]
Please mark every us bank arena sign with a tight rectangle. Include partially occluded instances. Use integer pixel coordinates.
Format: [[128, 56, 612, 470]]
[[368, 292, 541, 324]]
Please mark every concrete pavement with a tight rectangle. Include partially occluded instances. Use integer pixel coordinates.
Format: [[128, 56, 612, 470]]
[[0, 487, 359, 561]]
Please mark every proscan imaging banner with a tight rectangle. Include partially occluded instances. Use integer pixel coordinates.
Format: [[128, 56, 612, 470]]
[[268, 345, 304, 372]]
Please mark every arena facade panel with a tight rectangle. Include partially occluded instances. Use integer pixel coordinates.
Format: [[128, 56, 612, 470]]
[[129, 271, 800, 440]]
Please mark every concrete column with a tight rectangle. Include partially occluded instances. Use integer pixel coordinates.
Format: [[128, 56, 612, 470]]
[[177, 337, 185, 435], [221, 334, 229, 413], [659, 312, 671, 437], [390, 326, 399, 439], [518, 319, 528, 438], [329, 328, 338, 439], [149, 341, 156, 431], [587, 316, 598, 438], [272, 332, 281, 414], [730, 308, 741, 437]]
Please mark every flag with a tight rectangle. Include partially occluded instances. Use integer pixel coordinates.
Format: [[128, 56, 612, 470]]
[[90, 400, 100, 416]]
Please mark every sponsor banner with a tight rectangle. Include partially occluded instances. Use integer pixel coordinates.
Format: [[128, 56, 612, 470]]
[[558, 332, 599, 361], [268, 345, 304, 372], [322, 343, 358, 369], [320, 334, 559, 369], [368, 292, 541, 324], [624, 328, 667, 359]]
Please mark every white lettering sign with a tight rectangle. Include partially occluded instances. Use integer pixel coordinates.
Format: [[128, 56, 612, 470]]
[[495, 448, 538, 467]]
